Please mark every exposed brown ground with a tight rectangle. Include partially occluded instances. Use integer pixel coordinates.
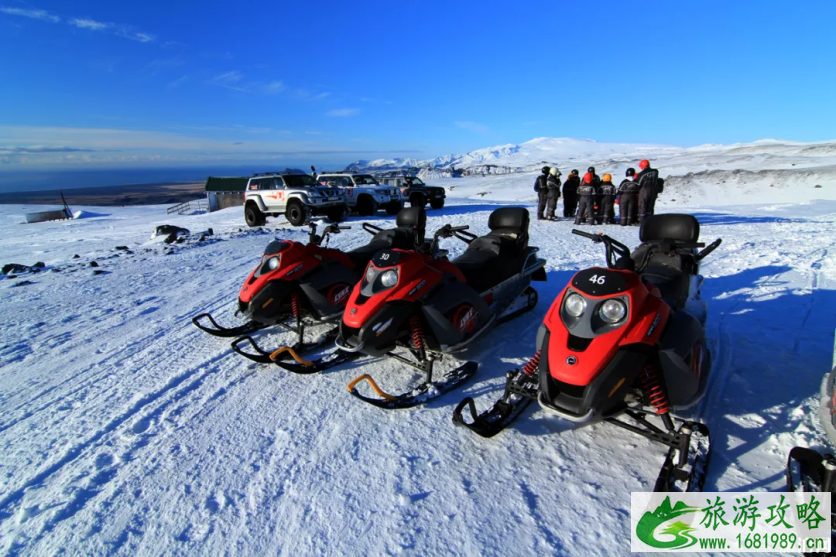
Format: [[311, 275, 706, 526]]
[[0, 182, 206, 206]]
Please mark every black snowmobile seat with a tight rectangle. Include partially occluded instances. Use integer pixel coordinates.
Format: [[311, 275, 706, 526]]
[[635, 214, 701, 309], [347, 207, 427, 269], [640, 214, 700, 243], [452, 207, 531, 293]]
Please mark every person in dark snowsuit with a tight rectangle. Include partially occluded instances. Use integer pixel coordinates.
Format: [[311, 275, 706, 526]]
[[534, 166, 550, 220], [636, 159, 660, 225], [586, 166, 603, 222], [545, 167, 561, 220], [575, 172, 596, 225], [618, 168, 640, 226], [598, 173, 617, 224], [562, 170, 580, 217]]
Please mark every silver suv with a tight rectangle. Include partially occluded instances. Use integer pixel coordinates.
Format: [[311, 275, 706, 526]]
[[316, 172, 404, 216], [244, 170, 347, 227]]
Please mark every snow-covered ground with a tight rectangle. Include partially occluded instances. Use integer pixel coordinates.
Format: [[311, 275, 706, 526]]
[[1, 189, 835, 555]]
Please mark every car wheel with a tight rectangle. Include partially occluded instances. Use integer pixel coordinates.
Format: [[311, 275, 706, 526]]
[[326, 205, 347, 223], [285, 200, 307, 226], [410, 194, 426, 208], [245, 203, 265, 227], [357, 196, 377, 216], [430, 199, 445, 210], [385, 202, 403, 216]]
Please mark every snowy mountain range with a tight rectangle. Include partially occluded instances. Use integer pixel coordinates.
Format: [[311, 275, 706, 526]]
[[347, 137, 836, 180]]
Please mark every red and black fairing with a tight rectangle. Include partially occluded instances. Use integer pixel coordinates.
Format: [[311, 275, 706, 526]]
[[537, 266, 671, 421], [339, 247, 491, 357], [238, 239, 357, 325]]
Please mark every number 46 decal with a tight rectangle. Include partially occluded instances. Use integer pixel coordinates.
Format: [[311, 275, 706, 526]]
[[589, 274, 606, 285]]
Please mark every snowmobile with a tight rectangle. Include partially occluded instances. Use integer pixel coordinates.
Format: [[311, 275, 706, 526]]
[[193, 208, 428, 372], [786, 359, 836, 534], [337, 207, 547, 409], [453, 214, 722, 492]]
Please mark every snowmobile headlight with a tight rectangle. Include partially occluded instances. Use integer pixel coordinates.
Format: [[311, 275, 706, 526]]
[[267, 256, 280, 270], [564, 293, 587, 317], [380, 269, 399, 288], [599, 299, 627, 324], [365, 266, 376, 284]]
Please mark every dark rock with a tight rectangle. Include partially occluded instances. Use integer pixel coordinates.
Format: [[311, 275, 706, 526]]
[[33, 262, 45, 268], [154, 224, 190, 237], [11, 280, 34, 287], [51, 268, 61, 273], [89, 261, 99, 268], [116, 246, 130, 250], [815, 185, 822, 189], [2, 263, 28, 275], [72, 254, 81, 259], [92, 270, 108, 275]]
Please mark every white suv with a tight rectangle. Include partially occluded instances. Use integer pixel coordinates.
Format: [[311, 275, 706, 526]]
[[244, 171, 347, 227], [316, 172, 404, 216]]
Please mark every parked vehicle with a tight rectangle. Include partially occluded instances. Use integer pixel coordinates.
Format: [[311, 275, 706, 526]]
[[379, 175, 446, 210], [244, 170, 347, 227], [317, 172, 404, 216]]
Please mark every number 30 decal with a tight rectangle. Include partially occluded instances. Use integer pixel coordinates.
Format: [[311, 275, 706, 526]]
[[589, 274, 606, 285]]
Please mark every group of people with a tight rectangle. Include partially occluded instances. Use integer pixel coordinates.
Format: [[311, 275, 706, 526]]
[[534, 160, 663, 226]]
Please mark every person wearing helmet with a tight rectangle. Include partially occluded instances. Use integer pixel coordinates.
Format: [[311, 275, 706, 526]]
[[618, 168, 640, 226], [574, 172, 596, 225], [637, 159, 660, 225], [534, 166, 550, 220], [546, 167, 562, 220], [562, 169, 580, 217], [598, 173, 617, 224]]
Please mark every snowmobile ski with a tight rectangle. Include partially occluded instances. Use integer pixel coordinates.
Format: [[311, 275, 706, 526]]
[[652, 421, 711, 492], [192, 312, 269, 338], [787, 447, 836, 493], [347, 360, 478, 409], [230, 333, 358, 374], [452, 369, 539, 437]]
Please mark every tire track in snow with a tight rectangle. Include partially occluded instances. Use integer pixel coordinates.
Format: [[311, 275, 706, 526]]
[[0, 348, 236, 524]]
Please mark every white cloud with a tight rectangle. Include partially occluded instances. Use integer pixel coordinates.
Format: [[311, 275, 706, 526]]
[[69, 17, 109, 30], [263, 81, 286, 95], [454, 121, 491, 135], [69, 16, 155, 42], [326, 108, 360, 117], [0, 6, 60, 23], [312, 92, 330, 100]]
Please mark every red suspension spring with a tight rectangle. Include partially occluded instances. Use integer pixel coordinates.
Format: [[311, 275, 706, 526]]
[[291, 291, 302, 319], [640, 366, 670, 414], [410, 315, 425, 350], [522, 350, 541, 376]]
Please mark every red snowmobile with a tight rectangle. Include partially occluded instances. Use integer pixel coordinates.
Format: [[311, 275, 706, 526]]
[[193, 209, 428, 372], [453, 214, 722, 492], [337, 207, 547, 409]]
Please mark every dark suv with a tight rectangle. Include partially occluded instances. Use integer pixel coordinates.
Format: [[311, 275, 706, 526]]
[[379, 175, 446, 210]]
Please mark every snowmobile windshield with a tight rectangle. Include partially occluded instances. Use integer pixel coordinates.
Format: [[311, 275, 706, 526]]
[[284, 175, 319, 188], [353, 175, 379, 185]]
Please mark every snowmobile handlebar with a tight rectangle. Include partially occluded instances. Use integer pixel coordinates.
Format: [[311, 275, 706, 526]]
[[571, 229, 632, 270]]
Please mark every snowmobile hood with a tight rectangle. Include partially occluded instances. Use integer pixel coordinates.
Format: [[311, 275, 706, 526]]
[[342, 248, 463, 329], [239, 240, 354, 304], [542, 267, 670, 387]]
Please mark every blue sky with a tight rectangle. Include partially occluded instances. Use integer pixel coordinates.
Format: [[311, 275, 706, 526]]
[[1, 0, 834, 172]]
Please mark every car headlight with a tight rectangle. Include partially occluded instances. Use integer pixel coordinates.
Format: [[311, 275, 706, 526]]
[[267, 256, 280, 270], [380, 269, 398, 288], [365, 266, 376, 283], [564, 292, 587, 317], [599, 299, 627, 324]]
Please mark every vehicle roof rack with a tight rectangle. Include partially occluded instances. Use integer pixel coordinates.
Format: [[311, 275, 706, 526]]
[[252, 169, 307, 177]]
